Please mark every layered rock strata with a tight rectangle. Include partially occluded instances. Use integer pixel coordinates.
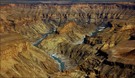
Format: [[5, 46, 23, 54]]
[[0, 33, 59, 78], [0, 2, 135, 78]]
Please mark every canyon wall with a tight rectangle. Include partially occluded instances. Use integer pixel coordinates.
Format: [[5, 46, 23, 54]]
[[0, 33, 59, 77], [0, 2, 135, 78], [0, 3, 135, 41]]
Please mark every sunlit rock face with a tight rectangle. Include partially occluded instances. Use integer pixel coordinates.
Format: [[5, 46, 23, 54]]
[[0, 33, 59, 78], [0, 2, 135, 78], [108, 40, 135, 65], [78, 25, 135, 78]]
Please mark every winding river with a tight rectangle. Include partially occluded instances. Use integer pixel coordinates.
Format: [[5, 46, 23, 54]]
[[33, 23, 108, 71], [90, 22, 108, 36], [51, 54, 65, 71], [33, 29, 65, 71]]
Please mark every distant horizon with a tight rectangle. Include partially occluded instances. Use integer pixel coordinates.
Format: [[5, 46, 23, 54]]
[[0, 0, 135, 4], [0, 0, 135, 3]]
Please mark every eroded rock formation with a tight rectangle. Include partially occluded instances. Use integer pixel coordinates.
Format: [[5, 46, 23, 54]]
[[0, 2, 135, 78], [0, 33, 59, 78]]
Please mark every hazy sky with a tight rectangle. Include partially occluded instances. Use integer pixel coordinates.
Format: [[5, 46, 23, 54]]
[[0, 0, 134, 4]]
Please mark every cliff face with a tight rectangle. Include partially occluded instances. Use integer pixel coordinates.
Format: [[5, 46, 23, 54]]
[[78, 22, 135, 78], [0, 2, 135, 78]]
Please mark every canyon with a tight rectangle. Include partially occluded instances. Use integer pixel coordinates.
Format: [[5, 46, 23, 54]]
[[0, 2, 135, 78]]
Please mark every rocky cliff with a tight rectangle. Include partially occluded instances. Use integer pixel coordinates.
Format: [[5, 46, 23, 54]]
[[0, 2, 135, 78]]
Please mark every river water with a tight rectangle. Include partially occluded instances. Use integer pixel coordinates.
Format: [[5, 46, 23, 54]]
[[33, 23, 108, 71], [33, 29, 65, 71], [51, 54, 65, 71]]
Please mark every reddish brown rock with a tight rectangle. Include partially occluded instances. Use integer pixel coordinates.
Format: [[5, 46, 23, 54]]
[[108, 40, 135, 65], [0, 2, 135, 78], [0, 33, 59, 78]]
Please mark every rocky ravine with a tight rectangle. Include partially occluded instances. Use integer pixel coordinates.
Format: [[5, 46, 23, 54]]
[[0, 2, 135, 78]]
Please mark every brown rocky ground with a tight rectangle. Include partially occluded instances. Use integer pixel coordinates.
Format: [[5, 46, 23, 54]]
[[0, 33, 59, 77], [0, 2, 135, 78]]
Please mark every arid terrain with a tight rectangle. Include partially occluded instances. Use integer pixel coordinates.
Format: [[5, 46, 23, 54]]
[[0, 2, 135, 78]]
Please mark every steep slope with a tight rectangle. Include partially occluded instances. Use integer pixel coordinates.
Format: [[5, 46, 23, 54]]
[[0, 33, 59, 78], [108, 40, 135, 65], [81, 17, 135, 78]]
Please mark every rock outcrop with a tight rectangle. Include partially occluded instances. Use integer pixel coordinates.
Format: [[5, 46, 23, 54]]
[[108, 40, 135, 65]]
